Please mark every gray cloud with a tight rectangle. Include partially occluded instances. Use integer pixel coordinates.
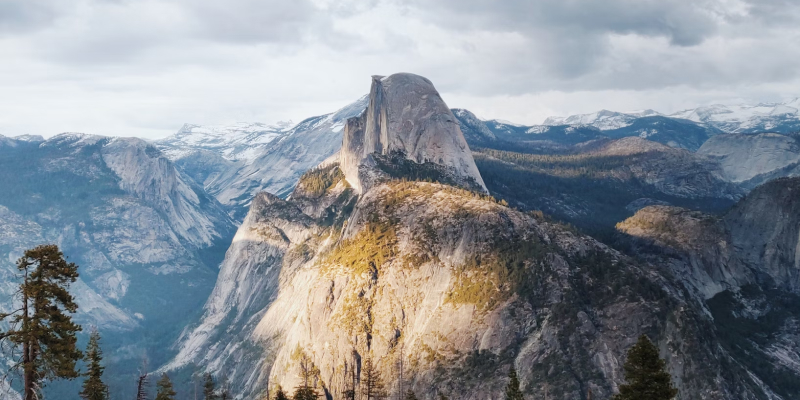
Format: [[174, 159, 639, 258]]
[[0, 0, 798, 138], [0, 0, 69, 34]]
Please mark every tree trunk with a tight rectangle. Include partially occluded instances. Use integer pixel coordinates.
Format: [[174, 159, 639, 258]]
[[22, 270, 34, 400]]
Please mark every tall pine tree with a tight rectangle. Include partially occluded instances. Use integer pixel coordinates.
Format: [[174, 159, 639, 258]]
[[0, 244, 82, 400], [136, 370, 149, 400], [360, 357, 387, 400], [613, 335, 678, 400], [293, 353, 319, 400], [155, 373, 177, 400], [79, 329, 108, 400], [504, 366, 524, 400]]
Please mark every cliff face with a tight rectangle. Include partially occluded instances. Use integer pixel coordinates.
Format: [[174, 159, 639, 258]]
[[0, 133, 237, 398], [173, 174, 744, 400], [697, 133, 800, 185], [617, 178, 800, 399], [723, 177, 800, 292], [341, 74, 486, 193], [167, 74, 797, 400]]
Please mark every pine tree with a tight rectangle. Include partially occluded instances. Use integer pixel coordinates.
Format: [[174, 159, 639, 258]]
[[504, 366, 524, 400], [613, 335, 678, 400], [273, 385, 289, 400], [361, 357, 387, 400], [136, 370, 149, 400], [204, 373, 219, 400], [293, 352, 319, 400], [79, 329, 108, 400], [155, 373, 177, 400], [0, 244, 82, 400]]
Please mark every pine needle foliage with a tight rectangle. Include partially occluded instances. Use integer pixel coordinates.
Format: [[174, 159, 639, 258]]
[[273, 385, 289, 400], [613, 335, 678, 400], [360, 357, 387, 400], [504, 366, 524, 400], [79, 329, 108, 400], [0, 244, 82, 400], [297, 164, 345, 198], [155, 373, 177, 400]]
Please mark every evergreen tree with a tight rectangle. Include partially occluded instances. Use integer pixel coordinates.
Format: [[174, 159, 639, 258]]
[[79, 329, 108, 400], [404, 389, 418, 400], [613, 335, 678, 400], [0, 244, 82, 400], [360, 357, 387, 400], [136, 370, 149, 400], [204, 373, 219, 400], [273, 385, 289, 400], [292, 386, 318, 400], [155, 373, 177, 400], [504, 366, 524, 400], [293, 353, 319, 400]]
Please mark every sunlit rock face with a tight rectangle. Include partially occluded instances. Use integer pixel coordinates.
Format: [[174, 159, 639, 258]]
[[341, 73, 487, 193], [167, 74, 800, 400]]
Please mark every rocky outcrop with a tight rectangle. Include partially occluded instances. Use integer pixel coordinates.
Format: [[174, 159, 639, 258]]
[[616, 177, 800, 399], [0, 133, 236, 398], [698, 133, 800, 184], [157, 97, 369, 220], [341, 74, 486, 193], [589, 137, 744, 200], [723, 177, 800, 292], [168, 76, 792, 400]]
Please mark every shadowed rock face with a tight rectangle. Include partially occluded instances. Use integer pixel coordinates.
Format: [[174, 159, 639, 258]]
[[342, 73, 487, 193]]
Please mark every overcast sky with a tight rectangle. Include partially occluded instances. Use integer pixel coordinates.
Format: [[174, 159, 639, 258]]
[[1, 0, 799, 139]]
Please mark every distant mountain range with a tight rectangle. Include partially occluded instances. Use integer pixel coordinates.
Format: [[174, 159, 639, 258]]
[[3, 86, 800, 399], [152, 97, 798, 222]]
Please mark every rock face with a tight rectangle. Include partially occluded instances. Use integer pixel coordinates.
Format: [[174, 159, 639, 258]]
[[616, 178, 800, 399], [723, 177, 800, 292], [168, 74, 797, 400], [0, 133, 236, 398], [341, 74, 486, 193], [157, 97, 368, 220], [698, 133, 800, 185]]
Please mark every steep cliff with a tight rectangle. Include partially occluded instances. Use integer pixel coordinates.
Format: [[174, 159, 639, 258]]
[[341, 74, 486, 193], [167, 74, 792, 400], [698, 133, 800, 185], [617, 178, 800, 399], [0, 133, 236, 398]]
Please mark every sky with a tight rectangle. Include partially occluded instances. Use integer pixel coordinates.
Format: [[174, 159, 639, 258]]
[[1, 0, 799, 139]]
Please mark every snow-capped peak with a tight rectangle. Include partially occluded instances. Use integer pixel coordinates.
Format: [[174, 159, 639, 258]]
[[156, 122, 290, 163], [543, 109, 663, 131]]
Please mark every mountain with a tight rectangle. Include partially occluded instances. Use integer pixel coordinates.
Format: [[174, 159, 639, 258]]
[[156, 98, 368, 220], [0, 133, 236, 398], [165, 73, 793, 400], [340, 74, 486, 193], [543, 109, 661, 130], [472, 136, 742, 237], [158, 122, 292, 163], [617, 177, 800, 399], [671, 98, 800, 134], [476, 113, 716, 151], [697, 132, 800, 187]]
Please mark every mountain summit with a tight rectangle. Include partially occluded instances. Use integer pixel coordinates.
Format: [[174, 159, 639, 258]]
[[341, 73, 487, 193]]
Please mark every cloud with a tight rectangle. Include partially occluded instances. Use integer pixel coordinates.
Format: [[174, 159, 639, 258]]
[[0, 0, 798, 138]]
